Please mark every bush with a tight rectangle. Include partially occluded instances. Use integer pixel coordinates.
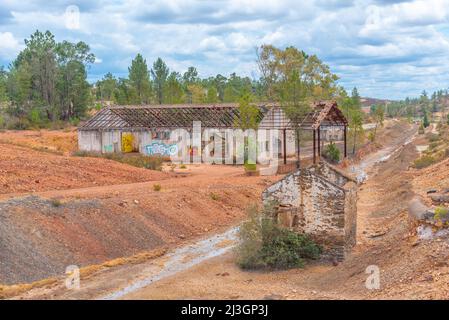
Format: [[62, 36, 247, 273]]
[[418, 123, 425, 134], [210, 192, 220, 200], [244, 162, 257, 171], [413, 155, 436, 169], [7, 118, 30, 130], [434, 206, 449, 221], [236, 204, 321, 270], [426, 133, 439, 142], [429, 141, 440, 150], [73, 151, 163, 171], [153, 184, 161, 191], [423, 112, 430, 128], [69, 117, 80, 126], [322, 141, 341, 163], [50, 199, 62, 207], [29, 108, 41, 126]]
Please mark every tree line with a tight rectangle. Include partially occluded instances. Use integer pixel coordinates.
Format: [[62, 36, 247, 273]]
[[0, 30, 365, 140], [95, 56, 257, 106]]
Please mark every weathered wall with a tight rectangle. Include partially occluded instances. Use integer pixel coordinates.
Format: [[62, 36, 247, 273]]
[[78, 131, 102, 152], [262, 163, 357, 261], [78, 127, 296, 161], [101, 130, 122, 153]]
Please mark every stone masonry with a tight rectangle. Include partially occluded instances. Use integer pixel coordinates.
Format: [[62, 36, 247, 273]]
[[262, 162, 357, 261]]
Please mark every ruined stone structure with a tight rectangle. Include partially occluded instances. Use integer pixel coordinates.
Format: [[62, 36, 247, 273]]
[[262, 162, 357, 261]]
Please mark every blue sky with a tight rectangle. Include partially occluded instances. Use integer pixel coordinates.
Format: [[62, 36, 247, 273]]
[[1, 0, 449, 100]]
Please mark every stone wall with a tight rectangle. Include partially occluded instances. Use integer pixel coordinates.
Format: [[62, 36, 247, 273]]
[[262, 162, 357, 261]]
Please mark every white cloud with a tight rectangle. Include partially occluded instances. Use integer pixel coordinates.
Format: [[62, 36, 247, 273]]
[[1, 0, 449, 98], [0, 31, 22, 59]]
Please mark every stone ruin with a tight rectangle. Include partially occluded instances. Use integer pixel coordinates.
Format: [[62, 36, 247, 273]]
[[262, 162, 357, 261]]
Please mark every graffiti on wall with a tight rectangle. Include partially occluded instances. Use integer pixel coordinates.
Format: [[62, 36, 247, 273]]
[[145, 141, 178, 156], [103, 144, 113, 152]]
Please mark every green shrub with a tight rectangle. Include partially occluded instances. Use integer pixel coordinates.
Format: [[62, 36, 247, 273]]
[[0, 114, 4, 128], [50, 199, 62, 207], [423, 112, 430, 128], [7, 118, 30, 130], [418, 123, 425, 134], [179, 164, 187, 169], [236, 203, 321, 270], [73, 151, 163, 171], [413, 155, 436, 169], [153, 184, 161, 191], [29, 108, 41, 125], [429, 141, 440, 150], [434, 206, 449, 221], [210, 192, 220, 201], [322, 141, 341, 163], [69, 117, 80, 126], [244, 162, 257, 171]]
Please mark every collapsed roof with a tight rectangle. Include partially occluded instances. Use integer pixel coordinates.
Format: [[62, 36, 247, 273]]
[[78, 101, 347, 131]]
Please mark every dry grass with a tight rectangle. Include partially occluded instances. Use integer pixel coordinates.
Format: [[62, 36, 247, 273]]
[[0, 138, 64, 155], [0, 248, 166, 299], [0, 278, 58, 300]]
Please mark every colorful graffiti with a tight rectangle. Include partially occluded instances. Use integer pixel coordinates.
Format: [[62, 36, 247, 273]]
[[103, 144, 113, 152], [145, 142, 178, 156]]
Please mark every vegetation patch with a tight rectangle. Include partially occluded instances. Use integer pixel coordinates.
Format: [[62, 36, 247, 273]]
[[50, 198, 62, 208], [236, 204, 321, 270], [244, 163, 257, 171], [210, 192, 220, 201], [413, 155, 437, 169], [322, 141, 341, 163], [153, 184, 162, 191], [73, 151, 164, 171], [434, 206, 449, 221]]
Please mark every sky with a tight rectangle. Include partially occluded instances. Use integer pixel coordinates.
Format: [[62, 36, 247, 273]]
[[1, 0, 449, 100]]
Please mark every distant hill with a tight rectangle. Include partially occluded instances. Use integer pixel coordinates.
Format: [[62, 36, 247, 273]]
[[359, 97, 394, 114], [360, 97, 393, 108]]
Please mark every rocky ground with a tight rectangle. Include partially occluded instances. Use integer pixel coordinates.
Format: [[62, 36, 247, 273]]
[[0, 162, 280, 286]]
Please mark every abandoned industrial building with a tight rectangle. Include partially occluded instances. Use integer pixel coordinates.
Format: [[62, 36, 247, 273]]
[[78, 100, 356, 261], [78, 100, 349, 166]]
